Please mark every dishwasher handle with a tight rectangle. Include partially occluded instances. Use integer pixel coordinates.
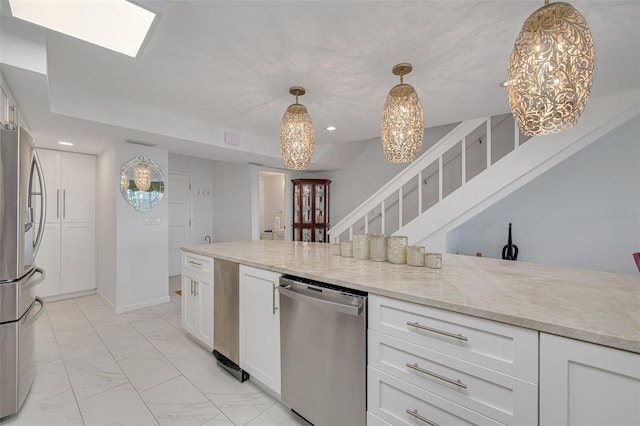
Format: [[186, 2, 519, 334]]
[[279, 285, 364, 316]]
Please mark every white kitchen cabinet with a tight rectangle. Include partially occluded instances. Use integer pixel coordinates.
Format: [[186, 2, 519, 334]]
[[368, 294, 538, 425], [239, 265, 281, 395], [181, 252, 214, 350], [540, 333, 640, 426], [35, 149, 96, 298]]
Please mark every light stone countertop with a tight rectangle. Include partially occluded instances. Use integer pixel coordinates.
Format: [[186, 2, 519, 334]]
[[183, 240, 640, 353]]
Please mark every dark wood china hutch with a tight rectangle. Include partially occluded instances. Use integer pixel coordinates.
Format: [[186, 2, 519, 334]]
[[291, 179, 331, 242]]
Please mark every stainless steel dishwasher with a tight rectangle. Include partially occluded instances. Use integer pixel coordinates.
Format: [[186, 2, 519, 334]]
[[279, 275, 367, 426]]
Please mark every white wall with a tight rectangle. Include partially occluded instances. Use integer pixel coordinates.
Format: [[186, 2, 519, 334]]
[[97, 143, 170, 312], [96, 147, 117, 305], [211, 160, 252, 242], [169, 153, 214, 244], [115, 144, 169, 310], [447, 115, 640, 275]]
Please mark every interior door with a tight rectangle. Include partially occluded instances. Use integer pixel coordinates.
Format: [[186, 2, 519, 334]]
[[168, 173, 192, 276]]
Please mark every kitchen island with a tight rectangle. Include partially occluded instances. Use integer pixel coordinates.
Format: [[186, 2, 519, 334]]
[[183, 239, 639, 352], [183, 240, 640, 426]]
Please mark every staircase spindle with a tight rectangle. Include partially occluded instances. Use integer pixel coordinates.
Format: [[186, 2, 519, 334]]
[[418, 171, 423, 216], [398, 187, 403, 230], [381, 200, 386, 234], [514, 118, 520, 149], [461, 136, 467, 185], [364, 213, 369, 234], [486, 117, 492, 168], [438, 156, 443, 202]]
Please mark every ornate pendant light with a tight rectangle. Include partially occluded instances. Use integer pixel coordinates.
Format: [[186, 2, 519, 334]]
[[280, 86, 315, 170], [506, 0, 595, 136], [134, 158, 152, 191], [381, 63, 424, 163]]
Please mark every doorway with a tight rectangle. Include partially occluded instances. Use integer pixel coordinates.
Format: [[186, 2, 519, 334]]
[[258, 170, 288, 240], [168, 173, 192, 276]]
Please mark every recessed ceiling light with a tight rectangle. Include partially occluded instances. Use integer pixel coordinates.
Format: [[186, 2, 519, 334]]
[[326, 126, 337, 131], [8, 0, 156, 58], [58, 141, 74, 146]]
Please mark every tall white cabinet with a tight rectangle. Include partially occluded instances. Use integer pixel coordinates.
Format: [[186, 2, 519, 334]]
[[239, 265, 281, 395], [35, 150, 96, 298]]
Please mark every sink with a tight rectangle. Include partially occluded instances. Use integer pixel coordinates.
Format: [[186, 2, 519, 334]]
[[274, 229, 285, 240]]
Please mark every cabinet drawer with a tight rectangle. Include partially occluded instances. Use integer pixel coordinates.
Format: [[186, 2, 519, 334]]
[[182, 252, 213, 275], [369, 330, 538, 425], [368, 367, 504, 426], [369, 295, 538, 382]]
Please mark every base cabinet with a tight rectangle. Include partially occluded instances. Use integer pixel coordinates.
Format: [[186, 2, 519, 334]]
[[239, 265, 281, 395], [540, 333, 640, 426], [35, 150, 96, 299], [181, 253, 214, 350], [367, 294, 538, 426]]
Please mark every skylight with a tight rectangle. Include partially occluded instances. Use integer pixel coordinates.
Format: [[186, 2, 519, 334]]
[[8, 0, 156, 58]]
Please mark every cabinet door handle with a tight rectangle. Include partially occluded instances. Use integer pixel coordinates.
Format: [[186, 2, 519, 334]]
[[63, 189, 66, 219], [405, 409, 439, 426], [56, 189, 60, 218], [272, 284, 278, 315], [195, 281, 198, 296], [188, 260, 202, 266], [406, 363, 467, 389], [406, 321, 468, 342], [190, 279, 195, 296]]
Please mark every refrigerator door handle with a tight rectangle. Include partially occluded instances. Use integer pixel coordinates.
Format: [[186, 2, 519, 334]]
[[25, 297, 46, 326], [30, 151, 47, 257], [23, 267, 46, 290]]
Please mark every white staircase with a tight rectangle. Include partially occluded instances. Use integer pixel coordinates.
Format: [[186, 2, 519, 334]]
[[327, 90, 639, 251]]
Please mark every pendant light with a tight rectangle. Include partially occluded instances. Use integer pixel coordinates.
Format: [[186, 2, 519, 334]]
[[381, 63, 424, 163], [280, 86, 315, 170], [134, 158, 152, 191], [506, 0, 594, 136]]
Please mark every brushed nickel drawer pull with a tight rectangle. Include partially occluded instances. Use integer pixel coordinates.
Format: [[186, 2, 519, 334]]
[[406, 363, 468, 389], [188, 260, 203, 266], [406, 409, 439, 426], [406, 321, 468, 341], [272, 284, 278, 315]]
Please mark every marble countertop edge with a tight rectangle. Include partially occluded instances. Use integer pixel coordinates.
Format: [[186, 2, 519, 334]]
[[181, 242, 640, 354]]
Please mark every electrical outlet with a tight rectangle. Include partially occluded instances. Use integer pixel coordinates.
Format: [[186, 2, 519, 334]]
[[143, 215, 161, 225]]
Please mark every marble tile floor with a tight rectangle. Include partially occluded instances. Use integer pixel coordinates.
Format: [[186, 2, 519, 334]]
[[1, 276, 306, 426]]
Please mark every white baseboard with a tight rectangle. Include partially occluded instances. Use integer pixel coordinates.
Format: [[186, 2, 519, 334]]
[[114, 295, 171, 314], [42, 289, 96, 303], [96, 290, 116, 310]]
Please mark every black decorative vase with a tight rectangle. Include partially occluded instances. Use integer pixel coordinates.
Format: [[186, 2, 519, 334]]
[[501, 223, 519, 261]]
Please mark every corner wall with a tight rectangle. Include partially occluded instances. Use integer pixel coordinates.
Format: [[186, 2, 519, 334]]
[[96, 146, 117, 305], [115, 144, 169, 311], [97, 143, 170, 312]]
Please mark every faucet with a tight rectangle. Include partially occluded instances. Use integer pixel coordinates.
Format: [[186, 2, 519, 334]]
[[204, 235, 211, 244]]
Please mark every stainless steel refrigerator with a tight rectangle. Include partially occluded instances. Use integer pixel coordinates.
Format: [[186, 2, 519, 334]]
[[0, 124, 47, 418]]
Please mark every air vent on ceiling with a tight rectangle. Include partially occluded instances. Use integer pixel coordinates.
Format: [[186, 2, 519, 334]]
[[126, 139, 156, 147]]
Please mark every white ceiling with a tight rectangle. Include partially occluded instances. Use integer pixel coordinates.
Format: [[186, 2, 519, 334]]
[[1, 1, 638, 171]]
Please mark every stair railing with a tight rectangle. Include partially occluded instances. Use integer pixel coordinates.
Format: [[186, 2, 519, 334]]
[[328, 116, 522, 242]]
